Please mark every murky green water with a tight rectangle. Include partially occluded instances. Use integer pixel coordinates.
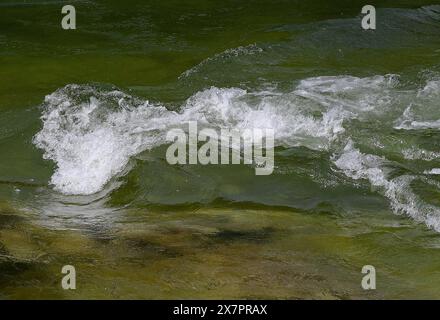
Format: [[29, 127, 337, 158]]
[[1, 0, 440, 299]]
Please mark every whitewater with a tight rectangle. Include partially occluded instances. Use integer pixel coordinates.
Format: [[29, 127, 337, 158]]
[[33, 74, 440, 231]]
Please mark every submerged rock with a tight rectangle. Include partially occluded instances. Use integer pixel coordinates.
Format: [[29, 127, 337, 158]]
[[0, 202, 25, 230], [0, 240, 35, 286]]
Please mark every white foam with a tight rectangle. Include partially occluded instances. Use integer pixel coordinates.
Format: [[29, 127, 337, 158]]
[[32, 75, 403, 196], [33, 76, 440, 231], [34, 85, 182, 195], [425, 168, 440, 175], [395, 80, 440, 130], [333, 140, 388, 186], [334, 141, 440, 231], [402, 147, 440, 161], [418, 80, 440, 98], [396, 119, 440, 130]]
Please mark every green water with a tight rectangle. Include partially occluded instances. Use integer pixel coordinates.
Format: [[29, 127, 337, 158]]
[[1, 0, 440, 299]]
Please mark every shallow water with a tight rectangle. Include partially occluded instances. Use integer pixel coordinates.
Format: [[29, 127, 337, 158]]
[[1, 0, 440, 299]]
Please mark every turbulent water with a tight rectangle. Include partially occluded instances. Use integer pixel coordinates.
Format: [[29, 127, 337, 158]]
[[32, 75, 440, 232], [1, 1, 440, 299]]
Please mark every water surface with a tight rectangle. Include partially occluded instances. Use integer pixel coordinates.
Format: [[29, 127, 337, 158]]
[[1, 0, 440, 299]]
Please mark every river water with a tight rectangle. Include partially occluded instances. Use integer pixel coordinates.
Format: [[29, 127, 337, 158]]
[[1, 0, 440, 299]]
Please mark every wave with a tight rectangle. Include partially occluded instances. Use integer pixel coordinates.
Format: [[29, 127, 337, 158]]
[[402, 147, 440, 161], [178, 44, 263, 79], [33, 74, 440, 232], [334, 140, 440, 232], [34, 75, 399, 195], [394, 80, 440, 130]]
